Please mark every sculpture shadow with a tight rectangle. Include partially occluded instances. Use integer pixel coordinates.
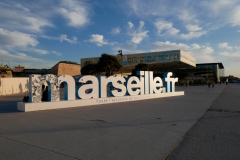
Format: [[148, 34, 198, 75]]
[[0, 93, 24, 113], [0, 101, 21, 113]]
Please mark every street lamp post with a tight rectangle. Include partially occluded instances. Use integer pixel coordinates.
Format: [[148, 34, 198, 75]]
[[118, 50, 123, 77]]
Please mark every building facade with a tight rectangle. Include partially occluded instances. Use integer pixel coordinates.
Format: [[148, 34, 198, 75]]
[[51, 62, 81, 77], [81, 50, 196, 76], [196, 63, 224, 82], [13, 65, 25, 72]]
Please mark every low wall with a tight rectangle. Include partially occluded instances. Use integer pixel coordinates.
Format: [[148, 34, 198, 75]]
[[0, 78, 29, 96]]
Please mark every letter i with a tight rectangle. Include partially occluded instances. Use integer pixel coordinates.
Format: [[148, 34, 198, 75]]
[[144, 71, 149, 94]]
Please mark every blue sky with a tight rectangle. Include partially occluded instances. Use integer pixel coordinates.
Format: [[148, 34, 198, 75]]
[[0, 0, 240, 77]]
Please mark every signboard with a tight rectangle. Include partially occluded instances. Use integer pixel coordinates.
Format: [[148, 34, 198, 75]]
[[17, 71, 184, 112]]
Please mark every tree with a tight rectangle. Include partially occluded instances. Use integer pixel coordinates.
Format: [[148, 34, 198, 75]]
[[131, 63, 149, 76], [97, 53, 122, 76], [135, 63, 149, 71], [81, 63, 98, 75], [59, 61, 79, 65]]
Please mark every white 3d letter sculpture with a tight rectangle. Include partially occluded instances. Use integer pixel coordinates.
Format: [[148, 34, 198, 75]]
[[19, 71, 184, 112]]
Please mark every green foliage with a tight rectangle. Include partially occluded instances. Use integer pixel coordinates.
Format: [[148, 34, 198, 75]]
[[59, 61, 79, 65], [97, 53, 122, 76], [131, 63, 149, 76], [81, 63, 98, 75]]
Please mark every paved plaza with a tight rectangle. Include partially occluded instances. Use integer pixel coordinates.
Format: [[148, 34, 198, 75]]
[[0, 84, 239, 159], [167, 84, 240, 160]]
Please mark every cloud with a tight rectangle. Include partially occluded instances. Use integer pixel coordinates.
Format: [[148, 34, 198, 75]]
[[179, 31, 207, 40], [149, 41, 215, 62], [191, 43, 201, 49], [127, 0, 199, 24], [111, 43, 145, 54], [60, 35, 78, 44], [87, 34, 108, 46], [154, 19, 206, 39], [52, 51, 61, 56], [218, 42, 232, 50], [0, 49, 41, 61], [154, 20, 177, 36], [185, 24, 202, 32], [127, 21, 149, 44], [230, 6, 240, 26], [57, 0, 91, 28], [178, 10, 197, 22], [30, 49, 48, 55], [14, 3, 30, 12], [166, 28, 180, 36], [150, 41, 190, 51], [16, 53, 28, 57], [0, 2, 53, 33], [204, 0, 239, 14], [0, 28, 38, 47], [0, 48, 58, 69], [218, 43, 240, 62], [111, 27, 121, 34], [15, 48, 49, 55], [128, 0, 185, 17], [128, 22, 134, 29], [220, 51, 240, 62], [0, 0, 92, 32], [199, 0, 240, 27], [128, 0, 240, 34], [201, 46, 214, 55], [40, 34, 78, 44]]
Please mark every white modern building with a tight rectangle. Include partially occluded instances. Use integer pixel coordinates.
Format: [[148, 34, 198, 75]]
[[81, 50, 196, 76]]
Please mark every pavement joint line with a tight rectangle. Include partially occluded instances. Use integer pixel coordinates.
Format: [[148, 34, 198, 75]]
[[207, 86, 240, 114], [207, 109, 240, 113], [163, 85, 228, 159], [0, 135, 82, 160], [163, 110, 214, 159], [163, 138, 183, 160], [163, 111, 211, 160]]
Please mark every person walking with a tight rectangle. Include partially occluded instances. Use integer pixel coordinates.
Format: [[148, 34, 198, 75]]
[[208, 82, 211, 88], [212, 82, 214, 88]]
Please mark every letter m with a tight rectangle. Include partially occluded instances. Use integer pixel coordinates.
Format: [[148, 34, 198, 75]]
[[29, 74, 60, 103]]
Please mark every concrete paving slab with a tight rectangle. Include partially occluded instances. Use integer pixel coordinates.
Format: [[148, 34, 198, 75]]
[[39, 153, 78, 160], [0, 85, 227, 159], [167, 111, 240, 160], [0, 115, 119, 152], [167, 84, 240, 160], [0, 137, 54, 160], [58, 126, 183, 160], [211, 84, 240, 111]]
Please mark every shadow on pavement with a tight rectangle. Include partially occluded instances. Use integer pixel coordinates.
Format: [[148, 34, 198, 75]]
[[0, 101, 22, 113], [0, 89, 65, 113], [0, 93, 24, 113]]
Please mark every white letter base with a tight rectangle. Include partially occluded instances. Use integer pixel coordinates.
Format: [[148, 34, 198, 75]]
[[18, 91, 184, 112]]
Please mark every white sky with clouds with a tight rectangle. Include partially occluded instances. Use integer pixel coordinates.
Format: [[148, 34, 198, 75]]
[[0, 0, 239, 77]]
